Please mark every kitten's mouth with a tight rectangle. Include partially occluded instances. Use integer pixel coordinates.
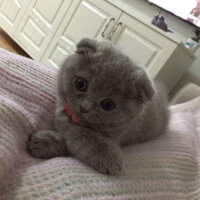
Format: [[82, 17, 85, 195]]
[[63, 101, 101, 127], [69, 111, 91, 127], [63, 102, 85, 126], [74, 114, 89, 126], [79, 113, 102, 125]]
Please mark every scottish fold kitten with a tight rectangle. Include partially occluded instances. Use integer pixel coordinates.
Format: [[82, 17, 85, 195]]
[[27, 38, 169, 175]]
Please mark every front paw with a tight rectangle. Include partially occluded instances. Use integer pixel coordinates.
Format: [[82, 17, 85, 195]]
[[27, 130, 67, 159], [92, 144, 123, 175]]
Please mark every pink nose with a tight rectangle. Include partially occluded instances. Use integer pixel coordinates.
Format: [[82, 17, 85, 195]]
[[80, 100, 93, 113]]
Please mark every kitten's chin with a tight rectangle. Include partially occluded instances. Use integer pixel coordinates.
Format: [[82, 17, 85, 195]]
[[73, 114, 91, 127]]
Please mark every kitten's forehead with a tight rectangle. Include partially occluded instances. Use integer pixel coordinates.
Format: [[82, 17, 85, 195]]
[[74, 43, 137, 95], [89, 63, 136, 98], [65, 39, 139, 97]]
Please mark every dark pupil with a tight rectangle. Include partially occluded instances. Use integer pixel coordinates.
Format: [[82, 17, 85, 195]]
[[76, 78, 87, 91], [101, 99, 115, 111]]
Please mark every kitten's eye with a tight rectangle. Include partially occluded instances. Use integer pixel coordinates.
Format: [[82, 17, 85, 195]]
[[101, 99, 116, 111], [75, 77, 88, 91]]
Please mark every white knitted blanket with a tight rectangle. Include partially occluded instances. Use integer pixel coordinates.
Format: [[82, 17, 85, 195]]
[[0, 49, 200, 200]]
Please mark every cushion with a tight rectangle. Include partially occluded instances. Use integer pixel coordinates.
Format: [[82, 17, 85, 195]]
[[0, 48, 200, 200]]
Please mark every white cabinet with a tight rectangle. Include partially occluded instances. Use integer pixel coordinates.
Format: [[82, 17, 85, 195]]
[[0, 0, 196, 93], [41, 0, 122, 69], [110, 13, 176, 78], [107, 13, 196, 92], [14, 0, 73, 60], [0, 0, 30, 35]]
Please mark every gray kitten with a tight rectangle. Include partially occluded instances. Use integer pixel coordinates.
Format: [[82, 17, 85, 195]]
[[27, 38, 169, 175]]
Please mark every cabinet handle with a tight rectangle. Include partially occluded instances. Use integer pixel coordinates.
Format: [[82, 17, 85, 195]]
[[108, 22, 123, 41], [101, 18, 115, 38]]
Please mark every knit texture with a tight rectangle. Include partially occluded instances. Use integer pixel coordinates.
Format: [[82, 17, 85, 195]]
[[0, 48, 200, 200]]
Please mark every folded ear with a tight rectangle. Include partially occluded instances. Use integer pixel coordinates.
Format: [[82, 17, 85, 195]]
[[76, 38, 96, 55], [135, 69, 155, 103]]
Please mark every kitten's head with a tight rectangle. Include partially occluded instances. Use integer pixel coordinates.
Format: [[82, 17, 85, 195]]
[[57, 38, 155, 127]]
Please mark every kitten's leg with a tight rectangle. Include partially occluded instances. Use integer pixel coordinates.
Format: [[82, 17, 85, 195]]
[[64, 125, 123, 175], [27, 130, 68, 159]]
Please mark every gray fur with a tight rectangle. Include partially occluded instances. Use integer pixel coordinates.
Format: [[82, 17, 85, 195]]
[[28, 38, 169, 175]]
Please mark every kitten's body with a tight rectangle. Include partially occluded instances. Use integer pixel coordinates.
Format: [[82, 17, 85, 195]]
[[122, 85, 168, 145], [28, 38, 169, 174]]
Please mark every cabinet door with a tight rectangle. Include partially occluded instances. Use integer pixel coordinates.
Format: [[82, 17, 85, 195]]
[[14, 0, 73, 60], [110, 13, 177, 79], [41, 0, 122, 69], [0, 0, 30, 35]]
